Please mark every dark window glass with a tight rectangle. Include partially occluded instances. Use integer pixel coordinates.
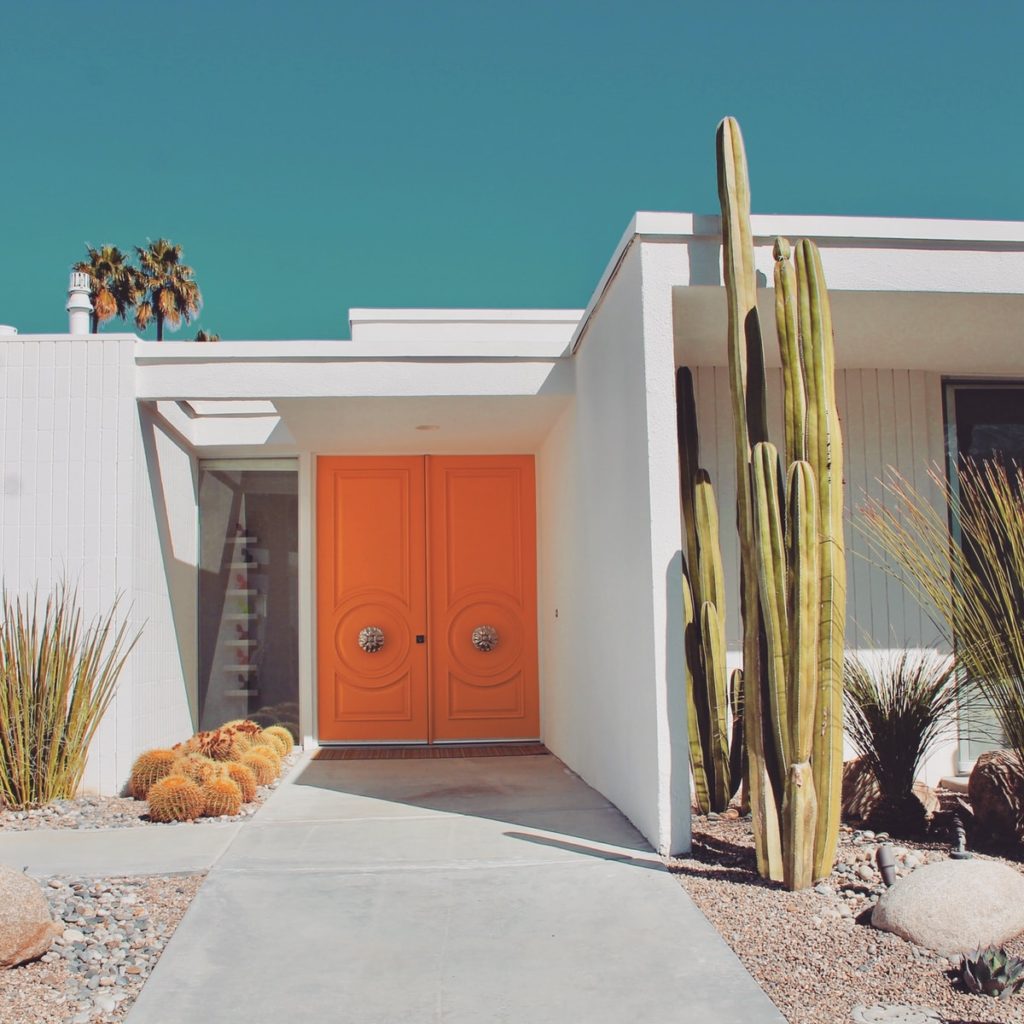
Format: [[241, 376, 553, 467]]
[[198, 464, 299, 735]]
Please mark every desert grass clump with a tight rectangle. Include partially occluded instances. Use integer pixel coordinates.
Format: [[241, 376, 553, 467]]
[[146, 775, 205, 822], [225, 761, 257, 803], [860, 459, 1024, 753], [263, 725, 295, 754], [843, 650, 976, 834], [0, 584, 140, 809], [129, 749, 177, 799], [202, 776, 243, 817], [241, 749, 278, 786]]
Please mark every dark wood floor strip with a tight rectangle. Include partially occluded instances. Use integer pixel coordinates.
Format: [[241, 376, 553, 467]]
[[314, 743, 549, 761]]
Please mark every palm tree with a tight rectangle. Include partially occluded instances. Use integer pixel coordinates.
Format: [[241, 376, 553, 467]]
[[73, 245, 143, 333], [194, 329, 220, 343], [134, 239, 202, 341]]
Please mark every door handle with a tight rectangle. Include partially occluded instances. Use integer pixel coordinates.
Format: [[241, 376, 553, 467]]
[[357, 626, 385, 653], [471, 625, 499, 652]]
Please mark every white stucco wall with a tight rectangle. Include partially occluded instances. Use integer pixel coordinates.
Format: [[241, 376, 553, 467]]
[[537, 241, 690, 856], [0, 335, 195, 795]]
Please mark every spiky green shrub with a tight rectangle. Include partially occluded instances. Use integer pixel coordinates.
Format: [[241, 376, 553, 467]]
[[147, 775, 205, 822], [129, 749, 177, 800], [962, 946, 1024, 999], [0, 584, 140, 809], [860, 459, 1024, 754], [843, 650, 979, 835], [241, 749, 278, 785], [263, 725, 295, 754], [202, 776, 243, 817], [225, 761, 257, 803]]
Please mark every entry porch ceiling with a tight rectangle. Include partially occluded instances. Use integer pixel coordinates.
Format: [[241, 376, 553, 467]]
[[673, 288, 1024, 375], [160, 395, 573, 456]]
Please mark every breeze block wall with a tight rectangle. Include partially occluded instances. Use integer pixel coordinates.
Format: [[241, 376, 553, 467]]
[[0, 334, 194, 795]]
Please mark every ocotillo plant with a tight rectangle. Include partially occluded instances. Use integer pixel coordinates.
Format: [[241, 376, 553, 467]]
[[677, 367, 735, 812], [714, 116, 846, 888]]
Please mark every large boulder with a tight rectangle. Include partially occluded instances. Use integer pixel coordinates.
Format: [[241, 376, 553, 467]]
[[0, 864, 60, 969], [969, 749, 1024, 843], [872, 858, 1024, 953]]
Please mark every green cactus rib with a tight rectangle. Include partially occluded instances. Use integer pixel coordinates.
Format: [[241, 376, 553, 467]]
[[727, 669, 746, 802], [716, 115, 781, 880], [773, 238, 805, 468], [682, 576, 712, 813], [795, 239, 846, 882]]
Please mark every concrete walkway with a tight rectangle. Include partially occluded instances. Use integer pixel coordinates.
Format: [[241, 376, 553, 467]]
[[123, 752, 784, 1024]]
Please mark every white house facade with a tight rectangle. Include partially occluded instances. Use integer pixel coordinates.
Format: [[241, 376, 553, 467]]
[[2, 212, 1023, 856]]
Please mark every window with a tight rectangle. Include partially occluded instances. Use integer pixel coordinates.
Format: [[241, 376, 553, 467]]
[[197, 460, 299, 736], [945, 383, 1024, 769]]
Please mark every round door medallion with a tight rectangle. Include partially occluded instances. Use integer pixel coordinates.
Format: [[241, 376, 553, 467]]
[[357, 626, 385, 654], [471, 625, 499, 652]]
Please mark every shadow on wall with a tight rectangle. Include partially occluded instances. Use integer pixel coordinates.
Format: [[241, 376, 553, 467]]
[[138, 406, 199, 725]]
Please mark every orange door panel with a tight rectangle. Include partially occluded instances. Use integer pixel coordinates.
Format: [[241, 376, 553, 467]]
[[427, 456, 539, 741], [316, 457, 428, 742]]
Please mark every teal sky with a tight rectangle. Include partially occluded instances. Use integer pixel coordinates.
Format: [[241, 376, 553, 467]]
[[2, 2, 1022, 339]]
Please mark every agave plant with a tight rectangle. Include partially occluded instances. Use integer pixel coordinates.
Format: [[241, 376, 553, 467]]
[[843, 649, 985, 834], [961, 945, 1024, 999]]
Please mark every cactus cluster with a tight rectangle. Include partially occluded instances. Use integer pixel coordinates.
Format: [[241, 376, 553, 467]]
[[692, 116, 847, 889], [127, 718, 292, 821]]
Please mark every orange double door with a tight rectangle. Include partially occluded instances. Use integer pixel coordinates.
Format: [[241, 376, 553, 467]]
[[316, 455, 539, 743]]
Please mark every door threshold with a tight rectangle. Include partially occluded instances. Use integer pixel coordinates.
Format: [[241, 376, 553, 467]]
[[313, 742, 548, 761]]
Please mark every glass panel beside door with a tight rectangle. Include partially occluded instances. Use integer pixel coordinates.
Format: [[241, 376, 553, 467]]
[[198, 460, 299, 736]]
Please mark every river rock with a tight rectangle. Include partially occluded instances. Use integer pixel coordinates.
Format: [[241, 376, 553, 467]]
[[0, 864, 60, 968], [872, 858, 1024, 953]]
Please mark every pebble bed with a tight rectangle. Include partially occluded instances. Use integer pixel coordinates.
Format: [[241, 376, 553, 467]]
[[0, 753, 297, 1021], [670, 816, 1024, 1024], [0, 873, 203, 1024], [0, 752, 297, 832]]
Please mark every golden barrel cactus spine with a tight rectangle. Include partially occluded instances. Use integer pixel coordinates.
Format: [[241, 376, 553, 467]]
[[225, 761, 258, 803], [241, 749, 278, 786], [147, 775, 205, 822], [129, 749, 177, 800], [172, 753, 225, 787], [263, 725, 295, 754], [202, 776, 243, 817]]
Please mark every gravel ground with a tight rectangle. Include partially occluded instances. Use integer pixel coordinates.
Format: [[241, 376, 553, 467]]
[[0, 752, 298, 832], [0, 873, 203, 1024], [670, 816, 1024, 1024]]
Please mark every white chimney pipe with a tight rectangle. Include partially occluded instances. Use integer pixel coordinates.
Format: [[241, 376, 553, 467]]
[[66, 271, 92, 334]]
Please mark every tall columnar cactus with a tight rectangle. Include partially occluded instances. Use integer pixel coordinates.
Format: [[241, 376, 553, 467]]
[[714, 116, 846, 888], [677, 368, 735, 813], [716, 116, 782, 881]]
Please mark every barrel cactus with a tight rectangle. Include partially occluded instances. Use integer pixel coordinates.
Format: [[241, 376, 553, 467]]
[[147, 775, 205, 822], [172, 753, 225, 787], [263, 725, 295, 754], [225, 761, 258, 803], [202, 776, 243, 818], [195, 728, 241, 762], [129, 749, 177, 800], [241, 749, 279, 786]]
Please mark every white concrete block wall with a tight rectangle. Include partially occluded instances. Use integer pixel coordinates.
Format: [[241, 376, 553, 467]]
[[1, 335, 136, 793], [1, 335, 196, 795]]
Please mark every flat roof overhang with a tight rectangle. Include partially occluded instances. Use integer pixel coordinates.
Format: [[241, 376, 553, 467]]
[[673, 287, 1024, 374]]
